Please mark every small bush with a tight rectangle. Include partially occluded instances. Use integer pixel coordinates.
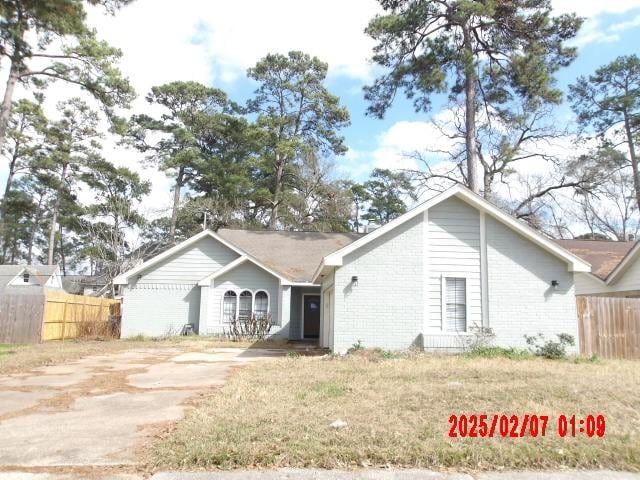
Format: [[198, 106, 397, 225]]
[[465, 346, 531, 360], [287, 351, 301, 359], [347, 340, 364, 354], [524, 333, 575, 359]]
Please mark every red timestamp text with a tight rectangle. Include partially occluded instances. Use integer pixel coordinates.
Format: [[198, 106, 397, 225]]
[[448, 414, 606, 438]]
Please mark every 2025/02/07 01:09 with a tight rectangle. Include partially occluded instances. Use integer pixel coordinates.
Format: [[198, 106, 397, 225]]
[[448, 414, 606, 438]]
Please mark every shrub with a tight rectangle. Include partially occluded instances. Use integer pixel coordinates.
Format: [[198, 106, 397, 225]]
[[287, 351, 301, 359], [347, 340, 364, 354], [465, 346, 531, 360], [524, 333, 575, 359]]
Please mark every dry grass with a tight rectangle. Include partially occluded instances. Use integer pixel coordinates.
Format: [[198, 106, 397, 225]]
[[0, 336, 284, 375], [155, 351, 640, 471]]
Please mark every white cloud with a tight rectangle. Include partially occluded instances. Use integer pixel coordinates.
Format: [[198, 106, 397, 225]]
[[552, 0, 640, 17], [88, 0, 380, 89]]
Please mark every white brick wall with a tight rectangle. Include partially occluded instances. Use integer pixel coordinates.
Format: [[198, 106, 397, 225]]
[[121, 284, 200, 337], [328, 198, 579, 354], [486, 217, 578, 351], [333, 215, 424, 353]]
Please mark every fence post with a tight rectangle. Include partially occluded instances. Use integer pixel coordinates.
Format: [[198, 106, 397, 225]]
[[61, 300, 68, 343]]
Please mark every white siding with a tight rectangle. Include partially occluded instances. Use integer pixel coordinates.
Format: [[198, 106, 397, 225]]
[[574, 273, 611, 295], [206, 261, 284, 337], [120, 284, 200, 337], [137, 237, 239, 284], [486, 216, 578, 351], [332, 214, 424, 353], [425, 197, 481, 333], [574, 259, 640, 296]]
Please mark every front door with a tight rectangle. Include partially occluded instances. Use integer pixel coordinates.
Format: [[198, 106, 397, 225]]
[[303, 295, 321, 338]]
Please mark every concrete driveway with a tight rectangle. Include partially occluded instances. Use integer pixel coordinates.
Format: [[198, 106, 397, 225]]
[[0, 345, 284, 477]]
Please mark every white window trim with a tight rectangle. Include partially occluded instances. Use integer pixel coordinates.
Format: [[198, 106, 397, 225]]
[[220, 288, 271, 324], [441, 275, 471, 334]]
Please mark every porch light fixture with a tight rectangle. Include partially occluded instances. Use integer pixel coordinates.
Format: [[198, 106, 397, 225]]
[[351, 275, 359, 287], [551, 280, 559, 290]]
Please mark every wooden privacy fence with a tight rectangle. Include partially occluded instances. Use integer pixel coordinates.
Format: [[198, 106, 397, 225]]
[[42, 291, 121, 341], [0, 290, 121, 344], [577, 296, 640, 359]]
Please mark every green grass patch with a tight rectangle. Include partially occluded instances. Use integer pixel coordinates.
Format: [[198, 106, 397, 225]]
[[464, 346, 533, 360]]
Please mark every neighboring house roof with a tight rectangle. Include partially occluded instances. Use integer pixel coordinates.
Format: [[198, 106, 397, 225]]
[[216, 229, 362, 283], [62, 274, 109, 294], [0, 265, 59, 291], [313, 185, 591, 282], [554, 239, 635, 281]]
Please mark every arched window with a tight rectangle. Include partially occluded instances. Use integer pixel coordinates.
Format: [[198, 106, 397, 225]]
[[238, 290, 253, 321], [254, 291, 269, 318], [222, 291, 237, 322]]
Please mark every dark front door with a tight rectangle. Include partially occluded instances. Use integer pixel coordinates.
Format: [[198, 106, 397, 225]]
[[303, 295, 321, 338]]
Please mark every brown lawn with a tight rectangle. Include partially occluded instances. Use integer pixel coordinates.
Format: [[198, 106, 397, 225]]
[[154, 350, 640, 471]]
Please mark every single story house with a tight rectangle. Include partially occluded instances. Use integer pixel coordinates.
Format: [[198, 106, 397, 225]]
[[63, 274, 114, 297], [115, 185, 591, 353], [556, 239, 640, 297], [0, 265, 63, 295]]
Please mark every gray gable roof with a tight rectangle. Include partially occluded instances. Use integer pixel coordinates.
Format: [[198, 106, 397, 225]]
[[0, 265, 58, 291], [216, 229, 363, 283]]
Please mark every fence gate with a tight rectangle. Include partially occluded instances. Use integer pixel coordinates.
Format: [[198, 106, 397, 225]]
[[576, 296, 640, 359]]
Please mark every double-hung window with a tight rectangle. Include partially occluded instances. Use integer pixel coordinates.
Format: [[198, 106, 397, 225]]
[[444, 277, 467, 332], [222, 291, 237, 322]]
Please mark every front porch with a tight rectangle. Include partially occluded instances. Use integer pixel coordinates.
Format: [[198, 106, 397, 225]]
[[287, 286, 322, 341]]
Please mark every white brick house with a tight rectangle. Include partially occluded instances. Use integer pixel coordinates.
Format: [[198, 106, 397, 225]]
[[115, 185, 591, 353]]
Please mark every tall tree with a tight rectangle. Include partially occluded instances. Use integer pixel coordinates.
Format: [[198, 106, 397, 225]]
[[129, 81, 243, 243], [80, 157, 150, 294], [364, 0, 582, 194], [247, 51, 350, 229], [361, 168, 417, 225], [0, 0, 135, 150], [569, 54, 640, 208], [40, 97, 101, 264], [0, 97, 46, 210]]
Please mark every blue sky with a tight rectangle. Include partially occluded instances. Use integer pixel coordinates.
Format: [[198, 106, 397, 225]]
[[4, 0, 640, 215]]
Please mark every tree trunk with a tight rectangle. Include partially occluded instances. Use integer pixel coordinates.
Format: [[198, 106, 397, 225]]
[[462, 26, 481, 194], [0, 61, 21, 152], [48, 165, 67, 265], [169, 166, 184, 244], [269, 154, 285, 230], [59, 223, 66, 275], [27, 198, 42, 264], [623, 111, 640, 208]]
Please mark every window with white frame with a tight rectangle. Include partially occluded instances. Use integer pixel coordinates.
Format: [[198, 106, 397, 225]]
[[222, 291, 237, 322], [445, 277, 467, 332], [254, 291, 269, 318], [238, 290, 252, 321]]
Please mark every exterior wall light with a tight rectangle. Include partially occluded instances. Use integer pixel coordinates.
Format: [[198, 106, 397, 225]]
[[351, 276, 359, 287], [551, 280, 559, 290]]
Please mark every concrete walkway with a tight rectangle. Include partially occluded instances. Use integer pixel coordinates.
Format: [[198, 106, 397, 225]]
[[0, 345, 283, 474]]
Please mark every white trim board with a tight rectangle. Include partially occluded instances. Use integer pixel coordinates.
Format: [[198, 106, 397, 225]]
[[312, 185, 591, 282]]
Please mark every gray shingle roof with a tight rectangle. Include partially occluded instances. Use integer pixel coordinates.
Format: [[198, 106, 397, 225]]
[[217, 229, 363, 282], [0, 265, 58, 291], [554, 239, 635, 280]]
